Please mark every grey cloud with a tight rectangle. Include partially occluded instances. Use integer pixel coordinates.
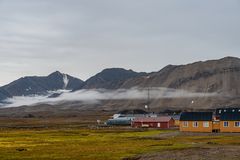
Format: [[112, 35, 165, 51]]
[[2, 88, 219, 108]]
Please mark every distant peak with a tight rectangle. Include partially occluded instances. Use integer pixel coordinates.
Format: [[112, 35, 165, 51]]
[[48, 71, 64, 77], [101, 68, 138, 73], [102, 68, 128, 71], [53, 71, 62, 74]]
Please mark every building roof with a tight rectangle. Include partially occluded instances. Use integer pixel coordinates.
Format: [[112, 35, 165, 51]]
[[180, 112, 213, 121], [171, 115, 180, 120], [220, 112, 240, 121], [106, 118, 131, 125], [133, 116, 172, 123], [216, 108, 240, 115]]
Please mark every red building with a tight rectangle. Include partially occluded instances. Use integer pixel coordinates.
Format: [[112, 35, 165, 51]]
[[131, 116, 175, 128]]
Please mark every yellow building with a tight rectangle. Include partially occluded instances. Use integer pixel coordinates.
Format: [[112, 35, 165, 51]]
[[174, 119, 180, 127], [180, 112, 213, 132], [219, 112, 240, 133], [171, 115, 180, 127]]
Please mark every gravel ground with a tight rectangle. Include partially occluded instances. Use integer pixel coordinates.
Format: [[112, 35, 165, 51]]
[[138, 145, 240, 160]]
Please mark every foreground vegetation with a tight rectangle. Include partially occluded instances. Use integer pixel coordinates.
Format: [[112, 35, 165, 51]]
[[0, 128, 182, 160], [0, 118, 240, 160]]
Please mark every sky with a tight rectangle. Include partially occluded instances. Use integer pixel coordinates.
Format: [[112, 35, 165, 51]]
[[0, 0, 240, 86]]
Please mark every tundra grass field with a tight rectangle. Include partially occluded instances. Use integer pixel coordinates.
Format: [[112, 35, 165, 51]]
[[0, 117, 240, 160]]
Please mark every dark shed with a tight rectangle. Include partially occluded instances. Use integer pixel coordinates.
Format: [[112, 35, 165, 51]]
[[106, 118, 132, 126], [118, 109, 148, 114]]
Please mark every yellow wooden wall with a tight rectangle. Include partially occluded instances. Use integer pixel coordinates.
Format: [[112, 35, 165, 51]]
[[180, 121, 212, 132], [220, 121, 240, 132], [174, 120, 180, 126]]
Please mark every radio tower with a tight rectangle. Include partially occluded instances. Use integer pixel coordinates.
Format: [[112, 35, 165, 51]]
[[145, 87, 150, 112]]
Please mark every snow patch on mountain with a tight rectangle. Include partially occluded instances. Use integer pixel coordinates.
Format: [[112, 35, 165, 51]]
[[62, 74, 69, 89]]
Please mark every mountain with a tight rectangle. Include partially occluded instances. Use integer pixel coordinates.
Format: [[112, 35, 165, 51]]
[[111, 56, 240, 110], [0, 71, 83, 101], [1, 57, 240, 112], [0, 88, 12, 102], [81, 68, 147, 89], [121, 57, 240, 95]]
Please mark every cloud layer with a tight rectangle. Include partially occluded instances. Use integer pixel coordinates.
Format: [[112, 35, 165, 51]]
[[1, 88, 218, 108]]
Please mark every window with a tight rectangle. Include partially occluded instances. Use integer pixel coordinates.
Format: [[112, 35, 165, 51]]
[[223, 121, 229, 127], [235, 121, 240, 127], [193, 121, 198, 128], [183, 121, 188, 127], [203, 122, 209, 128]]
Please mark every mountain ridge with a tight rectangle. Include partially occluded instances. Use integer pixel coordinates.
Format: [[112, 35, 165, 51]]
[[0, 71, 84, 101], [121, 57, 240, 93], [80, 68, 148, 89], [0, 56, 240, 110]]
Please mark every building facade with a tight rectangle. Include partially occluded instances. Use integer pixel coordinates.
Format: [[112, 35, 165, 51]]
[[132, 116, 174, 128], [180, 108, 240, 133], [171, 115, 180, 127], [180, 112, 213, 132], [219, 112, 240, 132]]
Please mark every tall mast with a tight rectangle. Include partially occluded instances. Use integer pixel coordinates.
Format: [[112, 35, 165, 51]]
[[145, 87, 150, 112]]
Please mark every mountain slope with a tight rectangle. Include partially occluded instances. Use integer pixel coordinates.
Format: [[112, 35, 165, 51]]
[[81, 68, 147, 89], [0, 71, 83, 100], [0, 88, 12, 101], [121, 57, 240, 95], [109, 57, 240, 110]]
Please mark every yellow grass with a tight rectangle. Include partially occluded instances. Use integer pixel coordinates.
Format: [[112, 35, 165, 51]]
[[1, 117, 240, 160], [0, 128, 189, 160]]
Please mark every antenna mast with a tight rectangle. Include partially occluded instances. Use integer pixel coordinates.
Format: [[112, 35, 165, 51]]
[[145, 87, 150, 112]]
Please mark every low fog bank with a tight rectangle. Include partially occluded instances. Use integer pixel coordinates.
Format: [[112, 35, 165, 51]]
[[1, 87, 219, 108]]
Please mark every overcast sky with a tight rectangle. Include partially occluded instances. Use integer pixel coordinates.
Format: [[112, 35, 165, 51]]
[[0, 0, 240, 86]]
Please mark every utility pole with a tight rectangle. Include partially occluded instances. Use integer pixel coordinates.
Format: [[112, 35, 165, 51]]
[[145, 87, 150, 112], [144, 76, 151, 113]]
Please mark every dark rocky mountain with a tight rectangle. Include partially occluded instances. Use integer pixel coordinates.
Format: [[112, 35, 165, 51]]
[[0, 88, 12, 101], [0, 71, 83, 101], [81, 68, 147, 89]]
